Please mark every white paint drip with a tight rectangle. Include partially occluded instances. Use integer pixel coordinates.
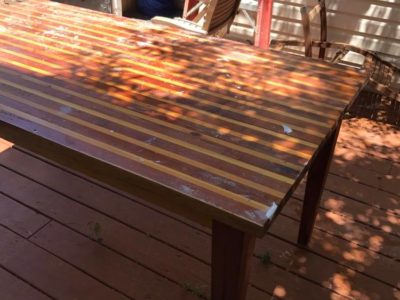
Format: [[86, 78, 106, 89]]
[[265, 202, 278, 220], [282, 124, 293, 135]]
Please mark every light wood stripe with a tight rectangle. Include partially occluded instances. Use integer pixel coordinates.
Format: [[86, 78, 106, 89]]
[[0, 103, 271, 211], [0, 89, 290, 198], [23, 0, 364, 84], [33, 0, 365, 83], [0, 5, 358, 108], [0, 35, 331, 139], [0, 44, 317, 159], [0, 77, 296, 185], [0, 63, 313, 160], [105, 66, 335, 130], [0, 18, 342, 128], [0, 29, 335, 132], [3, 59, 52, 76], [0, 48, 60, 70], [30, 6, 360, 98], [0, 66, 305, 172]]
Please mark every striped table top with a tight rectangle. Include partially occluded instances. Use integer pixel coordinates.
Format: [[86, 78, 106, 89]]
[[0, 0, 366, 235]]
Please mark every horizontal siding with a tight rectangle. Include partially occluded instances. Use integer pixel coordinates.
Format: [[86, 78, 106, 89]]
[[231, 0, 400, 64]]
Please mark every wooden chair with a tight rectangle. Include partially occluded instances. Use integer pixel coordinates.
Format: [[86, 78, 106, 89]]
[[270, 0, 400, 124], [151, 0, 241, 37]]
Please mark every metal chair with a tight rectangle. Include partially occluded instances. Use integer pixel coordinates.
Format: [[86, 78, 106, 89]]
[[151, 0, 241, 37]]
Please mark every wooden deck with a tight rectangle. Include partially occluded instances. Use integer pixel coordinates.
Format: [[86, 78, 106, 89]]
[[0, 117, 399, 300]]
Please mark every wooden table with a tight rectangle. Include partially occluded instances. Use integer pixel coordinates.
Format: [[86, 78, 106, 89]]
[[0, 1, 366, 299]]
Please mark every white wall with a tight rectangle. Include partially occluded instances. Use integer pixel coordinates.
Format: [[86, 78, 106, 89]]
[[231, 0, 400, 64]]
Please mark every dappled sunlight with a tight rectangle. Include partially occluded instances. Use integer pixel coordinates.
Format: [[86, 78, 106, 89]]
[[242, 135, 258, 142], [0, 138, 13, 153], [342, 249, 368, 264], [217, 127, 230, 135], [325, 211, 346, 226], [368, 235, 384, 252], [273, 285, 287, 298], [0, 2, 399, 300], [324, 197, 345, 211], [331, 273, 353, 298]]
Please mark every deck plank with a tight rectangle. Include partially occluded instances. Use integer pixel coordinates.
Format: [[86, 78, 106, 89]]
[[30, 221, 199, 300], [0, 118, 399, 299], [292, 191, 400, 239], [0, 161, 349, 299], [0, 193, 49, 238], [0, 166, 212, 293], [0, 225, 129, 300], [1, 146, 399, 299], [0, 267, 50, 300]]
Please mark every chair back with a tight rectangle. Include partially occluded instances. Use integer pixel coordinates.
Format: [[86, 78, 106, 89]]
[[301, 0, 327, 59], [203, 0, 241, 34]]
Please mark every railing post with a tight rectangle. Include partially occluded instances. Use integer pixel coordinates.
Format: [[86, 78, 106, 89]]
[[254, 0, 273, 49]]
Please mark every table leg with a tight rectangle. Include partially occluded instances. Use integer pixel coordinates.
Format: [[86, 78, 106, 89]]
[[211, 221, 255, 300], [298, 122, 341, 246]]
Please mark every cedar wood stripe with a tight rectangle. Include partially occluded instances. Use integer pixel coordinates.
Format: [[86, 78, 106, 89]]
[[0, 6, 358, 106], [0, 77, 297, 181], [0, 87, 294, 196], [0, 92, 282, 203], [0, 67, 305, 173], [0, 23, 342, 130], [0, 104, 271, 212], [0, 63, 308, 171], [0, 38, 329, 142], [0, 5, 358, 108], [20, 0, 365, 87], [0, 77, 296, 185], [0, 32, 336, 134], [0, 62, 313, 160], [33, 0, 365, 84], [0, 38, 332, 143], [0, 49, 318, 159]]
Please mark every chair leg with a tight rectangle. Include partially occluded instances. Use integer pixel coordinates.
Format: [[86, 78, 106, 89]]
[[213, 25, 229, 38]]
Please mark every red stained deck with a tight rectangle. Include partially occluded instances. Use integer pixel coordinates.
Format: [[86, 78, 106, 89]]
[[0, 117, 399, 300]]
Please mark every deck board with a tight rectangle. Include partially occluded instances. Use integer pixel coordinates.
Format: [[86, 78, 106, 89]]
[[0, 267, 51, 300], [0, 117, 399, 299], [0, 193, 49, 238]]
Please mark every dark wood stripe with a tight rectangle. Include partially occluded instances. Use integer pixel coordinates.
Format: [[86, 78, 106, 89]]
[[0, 37, 324, 159], [0, 103, 274, 211], [32, 0, 366, 85], [0, 65, 306, 172], [0, 60, 314, 162], [22, 0, 364, 85], [0, 28, 339, 138], [0, 4, 362, 107], [0, 16, 345, 129], [0, 85, 294, 198]]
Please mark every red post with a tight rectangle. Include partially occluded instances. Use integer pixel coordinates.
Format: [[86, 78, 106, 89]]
[[254, 0, 274, 49]]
